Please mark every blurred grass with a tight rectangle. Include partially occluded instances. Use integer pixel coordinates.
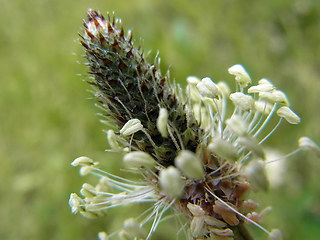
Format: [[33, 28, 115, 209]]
[[1, 0, 319, 239]]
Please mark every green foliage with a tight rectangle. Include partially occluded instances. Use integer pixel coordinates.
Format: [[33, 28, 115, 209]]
[[1, 0, 319, 239]]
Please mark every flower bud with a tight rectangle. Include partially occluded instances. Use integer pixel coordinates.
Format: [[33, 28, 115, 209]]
[[156, 108, 169, 138], [230, 92, 254, 111], [276, 106, 300, 124], [120, 119, 143, 136], [196, 77, 219, 98], [159, 166, 185, 199], [228, 64, 251, 88], [123, 151, 156, 168], [174, 150, 204, 179]]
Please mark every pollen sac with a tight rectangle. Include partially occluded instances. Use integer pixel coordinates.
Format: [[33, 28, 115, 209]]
[[159, 166, 185, 199], [69, 193, 82, 214], [217, 81, 230, 97], [259, 90, 289, 105], [107, 129, 121, 151], [226, 115, 248, 136], [120, 119, 143, 136], [230, 92, 254, 111], [71, 156, 95, 167], [299, 137, 320, 157], [248, 82, 275, 93], [123, 151, 156, 168], [228, 64, 251, 88], [276, 106, 301, 124], [174, 150, 204, 179], [156, 108, 169, 138], [187, 76, 201, 85], [196, 77, 220, 98]]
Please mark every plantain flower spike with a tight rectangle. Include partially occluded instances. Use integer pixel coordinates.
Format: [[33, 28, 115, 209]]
[[69, 9, 319, 240]]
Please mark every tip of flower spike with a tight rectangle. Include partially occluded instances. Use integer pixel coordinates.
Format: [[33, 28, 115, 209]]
[[86, 9, 107, 36]]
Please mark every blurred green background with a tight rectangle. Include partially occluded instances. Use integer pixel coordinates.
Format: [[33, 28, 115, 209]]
[[1, 0, 319, 239]]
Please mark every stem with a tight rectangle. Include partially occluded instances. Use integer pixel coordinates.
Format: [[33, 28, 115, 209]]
[[231, 223, 254, 240]]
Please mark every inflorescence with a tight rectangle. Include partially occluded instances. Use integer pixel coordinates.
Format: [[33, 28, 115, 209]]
[[69, 9, 320, 240]]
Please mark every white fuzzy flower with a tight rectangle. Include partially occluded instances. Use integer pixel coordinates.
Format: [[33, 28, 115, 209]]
[[73, 13, 318, 239]]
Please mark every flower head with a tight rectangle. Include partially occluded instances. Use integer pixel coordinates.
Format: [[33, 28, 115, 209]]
[[69, 9, 318, 240]]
